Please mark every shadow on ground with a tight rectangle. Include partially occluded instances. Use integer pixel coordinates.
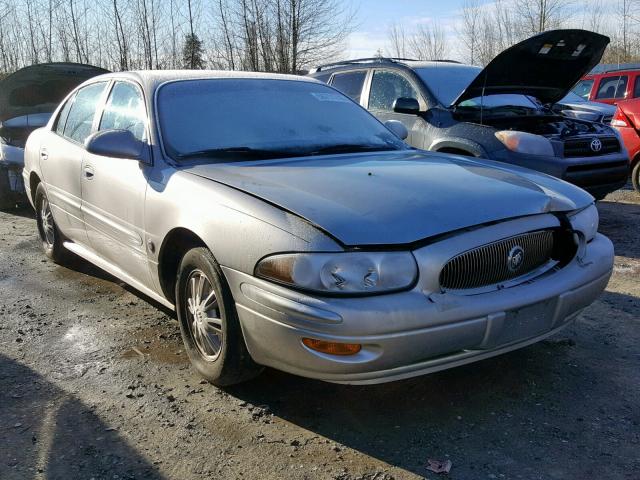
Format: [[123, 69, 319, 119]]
[[598, 200, 640, 259], [0, 354, 165, 480], [225, 290, 640, 478], [0, 205, 35, 219]]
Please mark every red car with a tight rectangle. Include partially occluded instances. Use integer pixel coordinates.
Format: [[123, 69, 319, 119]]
[[611, 98, 640, 191], [573, 68, 640, 105]]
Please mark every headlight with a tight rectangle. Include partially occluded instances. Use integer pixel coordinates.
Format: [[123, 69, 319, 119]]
[[569, 204, 598, 242], [495, 130, 554, 156], [255, 251, 417, 295]]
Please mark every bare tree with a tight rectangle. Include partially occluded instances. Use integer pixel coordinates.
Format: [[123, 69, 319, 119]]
[[387, 22, 408, 58], [408, 22, 448, 60], [514, 0, 571, 35], [458, 0, 481, 64]]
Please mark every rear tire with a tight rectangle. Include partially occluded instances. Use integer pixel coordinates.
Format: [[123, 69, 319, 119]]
[[175, 247, 263, 386], [632, 160, 640, 193], [35, 183, 68, 263]]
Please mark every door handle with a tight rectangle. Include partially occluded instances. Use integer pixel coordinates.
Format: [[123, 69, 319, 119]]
[[40, 149, 48, 161], [83, 166, 95, 179]]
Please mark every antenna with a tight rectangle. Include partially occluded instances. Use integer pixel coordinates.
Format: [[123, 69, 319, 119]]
[[480, 71, 488, 126]]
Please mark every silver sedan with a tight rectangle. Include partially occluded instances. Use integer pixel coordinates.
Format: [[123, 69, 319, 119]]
[[23, 71, 613, 385]]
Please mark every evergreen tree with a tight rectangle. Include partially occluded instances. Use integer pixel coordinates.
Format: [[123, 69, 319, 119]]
[[182, 33, 205, 69]]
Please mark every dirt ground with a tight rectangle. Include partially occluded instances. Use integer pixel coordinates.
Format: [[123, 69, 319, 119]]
[[1, 185, 639, 480]]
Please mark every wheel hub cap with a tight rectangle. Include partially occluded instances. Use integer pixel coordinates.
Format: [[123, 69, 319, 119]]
[[40, 198, 55, 246], [186, 270, 223, 361]]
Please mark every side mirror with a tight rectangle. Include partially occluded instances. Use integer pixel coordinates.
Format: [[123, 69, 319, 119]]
[[384, 120, 409, 140], [393, 97, 420, 115], [85, 129, 144, 160]]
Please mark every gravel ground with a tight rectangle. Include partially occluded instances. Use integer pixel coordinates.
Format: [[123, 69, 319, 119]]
[[1, 185, 639, 480]]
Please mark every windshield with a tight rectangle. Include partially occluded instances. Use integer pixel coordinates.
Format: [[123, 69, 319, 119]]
[[157, 79, 406, 161], [414, 65, 482, 105], [560, 91, 587, 103], [456, 94, 540, 110]]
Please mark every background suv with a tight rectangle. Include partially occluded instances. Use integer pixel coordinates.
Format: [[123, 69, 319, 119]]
[[309, 30, 629, 200], [573, 66, 640, 105]]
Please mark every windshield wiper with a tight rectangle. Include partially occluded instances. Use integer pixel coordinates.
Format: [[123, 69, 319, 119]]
[[308, 144, 398, 155], [176, 147, 299, 161]]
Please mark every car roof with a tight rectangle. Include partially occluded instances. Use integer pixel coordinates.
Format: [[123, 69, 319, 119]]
[[309, 58, 465, 75], [81, 70, 320, 93]]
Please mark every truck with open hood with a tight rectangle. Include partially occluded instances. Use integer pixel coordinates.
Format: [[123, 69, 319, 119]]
[[310, 30, 630, 200], [0, 63, 108, 208]]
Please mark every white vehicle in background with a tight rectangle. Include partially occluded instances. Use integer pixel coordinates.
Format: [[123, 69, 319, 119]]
[[0, 63, 108, 208]]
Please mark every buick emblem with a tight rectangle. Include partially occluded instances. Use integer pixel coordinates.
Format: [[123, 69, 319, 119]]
[[507, 245, 525, 272], [590, 138, 602, 152]]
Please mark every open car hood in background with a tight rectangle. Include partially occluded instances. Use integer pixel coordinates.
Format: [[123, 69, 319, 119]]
[[452, 30, 610, 106], [0, 63, 109, 122]]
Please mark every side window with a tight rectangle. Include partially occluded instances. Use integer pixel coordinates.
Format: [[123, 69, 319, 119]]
[[572, 79, 594, 100], [596, 76, 628, 99], [369, 70, 419, 112], [99, 82, 147, 141], [634, 76, 640, 98], [312, 72, 332, 84], [63, 82, 108, 144], [54, 94, 76, 136], [330, 71, 367, 103]]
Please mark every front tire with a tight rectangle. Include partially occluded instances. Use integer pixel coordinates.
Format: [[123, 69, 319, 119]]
[[175, 247, 263, 386], [632, 161, 640, 193], [35, 183, 68, 263]]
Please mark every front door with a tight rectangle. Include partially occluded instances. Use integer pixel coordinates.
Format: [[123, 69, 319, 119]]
[[367, 69, 426, 148], [40, 82, 108, 243], [80, 80, 151, 286]]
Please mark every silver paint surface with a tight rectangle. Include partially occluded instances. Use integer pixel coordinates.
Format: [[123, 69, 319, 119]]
[[22, 71, 613, 383]]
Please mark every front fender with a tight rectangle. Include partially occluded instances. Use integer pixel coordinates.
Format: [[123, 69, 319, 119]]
[[428, 137, 489, 158], [145, 169, 342, 288]]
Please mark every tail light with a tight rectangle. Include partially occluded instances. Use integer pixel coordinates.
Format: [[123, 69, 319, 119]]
[[611, 108, 631, 128]]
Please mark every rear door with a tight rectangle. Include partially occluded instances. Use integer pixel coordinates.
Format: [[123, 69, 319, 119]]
[[80, 80, 152, 285], [39, 81, 108, 243], [366, 69, 427, 148]]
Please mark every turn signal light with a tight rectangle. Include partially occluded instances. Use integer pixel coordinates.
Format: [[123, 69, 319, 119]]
[[302, 338, 362, 356]]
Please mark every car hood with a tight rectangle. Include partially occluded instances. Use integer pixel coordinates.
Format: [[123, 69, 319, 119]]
[[559, 100, 616, 115], [183, 151, 592, 246], [0, 63, 109, 122], [453, 30, 609, 107]]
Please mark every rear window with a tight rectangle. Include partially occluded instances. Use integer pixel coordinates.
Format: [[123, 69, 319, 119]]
[[330, 71, 367, 103], [572, 79, 594, 99], [596, 76, 628, 99]]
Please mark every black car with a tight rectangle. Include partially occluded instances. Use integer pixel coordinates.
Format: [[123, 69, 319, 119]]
[[0, 63, 108, 208], [309, 29, 629, 200]]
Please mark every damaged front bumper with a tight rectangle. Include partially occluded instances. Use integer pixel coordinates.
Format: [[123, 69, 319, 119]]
[[221, 227, 613, 384]]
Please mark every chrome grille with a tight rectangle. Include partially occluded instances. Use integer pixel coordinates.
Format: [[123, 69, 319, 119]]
[[439, 230, 555, 290]]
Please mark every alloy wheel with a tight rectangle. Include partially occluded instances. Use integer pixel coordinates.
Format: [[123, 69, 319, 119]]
[[40, 197, 55, 247], [185, 269, 223, 361]]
